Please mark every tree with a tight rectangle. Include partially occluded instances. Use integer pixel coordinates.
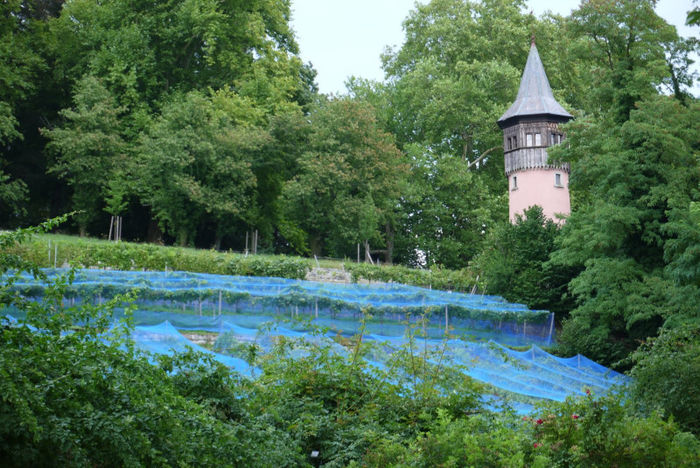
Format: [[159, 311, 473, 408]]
[[43, 76, 127, 235], [281, 98, 406, 258], [0, 0, 48, 221], [475, 206, 577, 314], [630, 323, 700, 434], [382, 0, 526, 170], [394, 145, 505, 268], [378, 0, 558, 267], [41, 0, 313, 243], [50, 0, 304, 111], [569, 0, 695, 121], [137, 90, 264, 247], [548, 96, 700, 365]]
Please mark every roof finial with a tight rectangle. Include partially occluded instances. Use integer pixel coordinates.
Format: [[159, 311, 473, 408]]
[[531, 33, 536, 46]]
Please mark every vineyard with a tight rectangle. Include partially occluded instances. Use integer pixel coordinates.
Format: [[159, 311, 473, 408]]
[[5, 268, 627, 413]]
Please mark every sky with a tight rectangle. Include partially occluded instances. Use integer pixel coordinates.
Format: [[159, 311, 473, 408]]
[[290, 0, 698, 96]]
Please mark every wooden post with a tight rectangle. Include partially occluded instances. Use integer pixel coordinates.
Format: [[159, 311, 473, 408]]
[[48, 240, 51, 265], [245, 231, 249, 255], [445, 305, 448, 333], [357, 243, 360, 263], [108, 216, 114, 241], [218, 290, 222, 316], [547, 313, 555, 344], [315, 299, 318, 318], [54, 244, 58, 268]]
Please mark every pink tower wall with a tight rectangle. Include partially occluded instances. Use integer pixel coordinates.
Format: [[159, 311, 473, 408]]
[[509, 168, 570, 223]]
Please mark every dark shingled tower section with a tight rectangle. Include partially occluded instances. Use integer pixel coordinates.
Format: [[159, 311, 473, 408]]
[[497, 41, 572, 128]]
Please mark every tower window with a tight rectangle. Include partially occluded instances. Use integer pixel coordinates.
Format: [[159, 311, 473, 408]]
[[554, 173, 563, 187], [513, 136, 517, 148], [507, 137, 512, 150], [526, 133, 533, 146], [512, 175, 518, 190], [550, 133, 556, 145], [535, 133, 542, 145]]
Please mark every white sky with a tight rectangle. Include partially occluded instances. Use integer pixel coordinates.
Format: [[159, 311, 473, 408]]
[[290, 0, 699, 96]]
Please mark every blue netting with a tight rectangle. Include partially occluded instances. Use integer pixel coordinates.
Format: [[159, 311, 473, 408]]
[[360, 334, 628, 403], [2, 268, 629, 412], [9, 268, 556, 346], [118, 320, 255, 377]]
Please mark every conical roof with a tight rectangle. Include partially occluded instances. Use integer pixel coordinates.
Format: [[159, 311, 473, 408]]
[[498, 42, 572, 127]]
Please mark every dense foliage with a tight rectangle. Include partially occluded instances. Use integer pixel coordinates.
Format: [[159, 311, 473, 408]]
[[2, 223, 699, 466], [548, 96, 700, 366], [7, 234, 312, 279], [345, 261, 481, 293], [476, 206, 577, 315], [1, 0, 699, 462], [1, 0, 696, 267]]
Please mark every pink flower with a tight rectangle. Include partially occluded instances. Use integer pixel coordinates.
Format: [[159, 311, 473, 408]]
[[536, 418, 544, 425], [572, 414, 579, 419], [585, 388, 591, 395], [534, 442, 541, 448]]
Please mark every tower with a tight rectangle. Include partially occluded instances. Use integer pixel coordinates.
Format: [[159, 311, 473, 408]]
[[497, 39, 573, 223]]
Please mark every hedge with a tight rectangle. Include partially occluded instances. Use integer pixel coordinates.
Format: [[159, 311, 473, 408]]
[[8, 235, 311, 280], [344, 262, 483, 293]]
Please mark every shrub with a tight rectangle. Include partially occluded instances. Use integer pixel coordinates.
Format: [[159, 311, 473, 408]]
[[629, 323, 700, 434], [8, 234, 311, 280], [344, 262, 481, 292], [526, 391, 700, 467]]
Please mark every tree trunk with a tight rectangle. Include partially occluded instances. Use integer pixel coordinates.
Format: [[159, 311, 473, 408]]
[[177, 228, 188, 247], [146, 218, 163, 244], [310, 235, 322, 257], [385, 222, 394, 265], [213, 234, 222, 251], [364, 240, 373, 263], [79, 225, 87, 237]]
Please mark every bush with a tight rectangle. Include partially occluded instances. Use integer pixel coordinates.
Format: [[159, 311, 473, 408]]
[[344, 262, 481, 293], [473, 206, 578, 315], [4, 222, 699, 467], [227, 254, 310, 279], [526, 391, 700, 467], [0, 225, 301, 467], [629, 323, 700, 434], [8, 234, 311, 279]]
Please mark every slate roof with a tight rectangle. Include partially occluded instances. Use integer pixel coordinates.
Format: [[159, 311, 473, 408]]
[[498, 42, 572, 126]]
